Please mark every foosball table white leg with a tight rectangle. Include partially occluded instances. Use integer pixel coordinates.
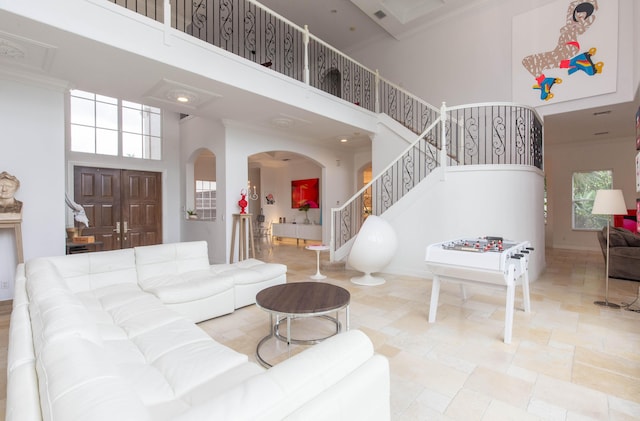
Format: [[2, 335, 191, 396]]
[[504, 264, 516, 344], [428, 275, 441, 323], [521, 260, 531, 313], [459, 284, 468, 301]]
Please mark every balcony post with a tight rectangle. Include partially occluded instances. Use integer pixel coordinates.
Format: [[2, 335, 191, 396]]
[[375, 69, 380, 113], [440, 102, 447, 179], [164, 0, 171, 28], [303, 25, 310, 85]]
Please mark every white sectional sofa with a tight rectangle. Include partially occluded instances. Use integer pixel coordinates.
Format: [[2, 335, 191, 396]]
[[6, 241, 390, 421]]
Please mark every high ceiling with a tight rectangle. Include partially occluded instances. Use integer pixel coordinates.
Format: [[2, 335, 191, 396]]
[[258, 0, 491, 51], [258, 0, 638, 146], [0, 0, 635, 170]]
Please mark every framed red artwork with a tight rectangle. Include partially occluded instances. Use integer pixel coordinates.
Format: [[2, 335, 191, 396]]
[[291, 178, 319, 208]]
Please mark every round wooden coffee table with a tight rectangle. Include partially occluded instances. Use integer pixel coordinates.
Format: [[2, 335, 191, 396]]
[[255, 282, 350, 368]]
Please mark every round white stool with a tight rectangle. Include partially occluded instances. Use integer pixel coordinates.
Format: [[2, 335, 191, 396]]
[[306, 244, 330, 280]]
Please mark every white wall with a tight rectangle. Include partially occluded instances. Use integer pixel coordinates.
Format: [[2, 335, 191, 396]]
[[545, 136, 636, 250], [179, 116, 227, 263], [383, 165, 546, 281], [0, 77, 65, 300], [179, 118, 358, 261]]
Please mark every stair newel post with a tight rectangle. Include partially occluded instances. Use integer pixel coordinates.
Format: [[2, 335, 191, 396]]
[[164, 0, 170, 29], [440, 102, 448, 180], [375, 69, 380, 113], [303, 25, 310, 85]]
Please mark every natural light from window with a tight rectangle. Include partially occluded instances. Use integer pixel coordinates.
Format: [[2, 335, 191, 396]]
[[572, 170, 613, 230], [196, 180, 216, 221], [70, 90, 162, 160]]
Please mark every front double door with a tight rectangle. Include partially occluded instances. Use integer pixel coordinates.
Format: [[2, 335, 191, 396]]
[[74, 166, 162, 251]]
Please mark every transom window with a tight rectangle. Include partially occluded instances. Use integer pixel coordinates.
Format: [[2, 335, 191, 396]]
[[572, 170, 613, 230], [70, 90, 162, 160]]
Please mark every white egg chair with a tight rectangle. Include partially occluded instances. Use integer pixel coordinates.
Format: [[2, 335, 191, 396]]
[[348, 215, 398, 286]]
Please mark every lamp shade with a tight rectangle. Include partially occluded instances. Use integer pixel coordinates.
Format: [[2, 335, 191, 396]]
[[591, 189, 627, 215]]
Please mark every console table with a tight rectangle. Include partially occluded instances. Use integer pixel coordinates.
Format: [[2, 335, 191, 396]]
[[271, 223, 321, 245]]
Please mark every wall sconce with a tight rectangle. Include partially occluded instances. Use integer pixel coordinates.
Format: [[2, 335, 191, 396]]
[[247, 181, 259, 201]]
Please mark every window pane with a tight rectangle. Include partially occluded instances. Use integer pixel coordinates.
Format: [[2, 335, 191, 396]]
[[122, 107, 142, 133], [122, 100, 141, 109], [572, 170, 613, 230], [149, 112, 161, 137], [123, 132, 142, 158], [195, 179, 217, 220], [96, 128, 118, 156], [96, 94, 117, 104], [68, 90, 162, 160], [71, 90, 94, 100], [70, 97, 95, 126], [70, 125, 95, 153], [147, 136, 162, 160], [96, 102, 118, 130]]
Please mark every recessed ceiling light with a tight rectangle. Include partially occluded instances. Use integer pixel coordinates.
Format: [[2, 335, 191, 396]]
[[167, 89, 197, 104], [593, 110, 611, 116], [594, 131, 609, 136], [340, 138, 348, 143]]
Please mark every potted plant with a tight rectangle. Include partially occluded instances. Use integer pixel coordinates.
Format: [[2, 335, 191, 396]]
[[186, 209, 198, 220], [299, 201, 311, 224]]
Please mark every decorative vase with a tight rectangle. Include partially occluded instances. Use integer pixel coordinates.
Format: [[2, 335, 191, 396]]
[[238, 190, 248, 214], [304, 211, 310, 224]]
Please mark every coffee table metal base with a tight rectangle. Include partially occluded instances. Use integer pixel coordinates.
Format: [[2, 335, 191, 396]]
[[256, 309, 349, 368]]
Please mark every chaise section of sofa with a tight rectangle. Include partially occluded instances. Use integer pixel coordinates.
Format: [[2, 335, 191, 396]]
[[133, 241, 287, 322]]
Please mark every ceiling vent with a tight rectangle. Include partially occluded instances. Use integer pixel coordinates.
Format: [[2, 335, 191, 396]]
[[373, 10, 386, 19]]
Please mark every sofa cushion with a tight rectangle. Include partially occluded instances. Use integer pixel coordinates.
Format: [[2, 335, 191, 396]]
[[44, 248, 138, 292], [139, 270, 235, 304], [135, 241, 211, 283], [36, 337, 150, 421], [619, 228, 640, 247], [210, 259, 287, 286], [26, 261, 104, 352]]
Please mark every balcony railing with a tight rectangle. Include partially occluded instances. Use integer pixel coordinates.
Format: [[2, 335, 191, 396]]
[[107, 0, 436, 120]]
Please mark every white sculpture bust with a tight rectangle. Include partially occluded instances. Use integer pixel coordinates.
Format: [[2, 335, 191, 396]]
[[0, 171, 22, 220]]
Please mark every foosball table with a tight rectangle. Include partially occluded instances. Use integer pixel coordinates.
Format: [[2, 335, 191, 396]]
[[425, 237, 534, 344]]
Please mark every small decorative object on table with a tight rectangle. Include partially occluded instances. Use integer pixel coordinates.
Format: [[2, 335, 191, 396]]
[[299, 201, 311, 224], [238, 189, 248, 214]]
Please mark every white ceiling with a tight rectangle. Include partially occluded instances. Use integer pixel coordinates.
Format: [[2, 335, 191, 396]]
[[258, 0, 639, 146]]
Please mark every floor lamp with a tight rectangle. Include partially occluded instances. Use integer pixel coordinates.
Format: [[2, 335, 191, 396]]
[[591, 189, 627, 308]]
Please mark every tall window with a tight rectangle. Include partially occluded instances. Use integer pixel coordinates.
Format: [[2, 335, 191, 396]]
[[195, 180, 216, 220], [572, 170, 613, 230], [70, 90, 162, 160]]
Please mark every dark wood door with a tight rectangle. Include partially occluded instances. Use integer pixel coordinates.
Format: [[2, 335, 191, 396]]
[[121, 169, 162, 248], [74, 166, 162, 251]]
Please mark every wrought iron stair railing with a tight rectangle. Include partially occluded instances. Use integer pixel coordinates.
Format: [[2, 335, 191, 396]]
[[330, 102, 543, 259]]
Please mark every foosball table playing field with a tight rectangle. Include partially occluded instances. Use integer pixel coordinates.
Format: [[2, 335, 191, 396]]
[[424, 237, 534, 344]]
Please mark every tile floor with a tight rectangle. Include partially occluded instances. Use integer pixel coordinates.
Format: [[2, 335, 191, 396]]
[[1, 240, 639, 420]]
